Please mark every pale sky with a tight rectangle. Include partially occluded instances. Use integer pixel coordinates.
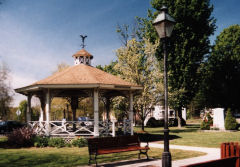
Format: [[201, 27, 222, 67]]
[[0, 0, 239, 107]]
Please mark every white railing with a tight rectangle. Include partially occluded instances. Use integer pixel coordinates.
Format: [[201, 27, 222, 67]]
[[28, 120, 117, 137], [123, 119, 131, 135], [99, 120, 116, 137]]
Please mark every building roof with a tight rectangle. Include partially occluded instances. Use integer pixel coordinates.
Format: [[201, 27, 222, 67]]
[[15, 64, 142, 94], [72, 48, 93, 58], [34, 64, 138, 86]]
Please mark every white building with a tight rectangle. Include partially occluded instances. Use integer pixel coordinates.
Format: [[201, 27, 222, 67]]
[[144, 105, 186, 126]]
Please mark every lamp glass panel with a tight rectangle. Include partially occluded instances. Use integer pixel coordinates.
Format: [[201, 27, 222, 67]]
[[165, 21, 174, 37], [154, 22, 166, 38]]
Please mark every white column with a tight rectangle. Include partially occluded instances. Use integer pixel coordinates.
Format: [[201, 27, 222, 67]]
[[45, 89, 50, 136], [93, 89, 99, 137], [26, 95, 32, 122], [39, 108, 44, 121], [129, 92, 134, 135], [112, 120, 116, 137]]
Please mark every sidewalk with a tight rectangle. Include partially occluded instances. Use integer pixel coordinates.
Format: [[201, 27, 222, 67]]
[[96, 143, 220, 167]]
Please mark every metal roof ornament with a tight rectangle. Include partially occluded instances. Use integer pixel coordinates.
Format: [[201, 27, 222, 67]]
[[80, 35, 87, 48]]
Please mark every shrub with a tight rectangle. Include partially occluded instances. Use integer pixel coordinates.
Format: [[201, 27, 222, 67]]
[[168, 118, 178, 127], [7, 127, 35, 147], [65, 143, 72, 147], [71, 137, 87, 147], [33, 136, 49, 147], [48, 138, 65, 148], [200, 121, 210, 130], [146, 117, 164, 127], [225, 109, 238, 130], [200, 113, 213, 130]]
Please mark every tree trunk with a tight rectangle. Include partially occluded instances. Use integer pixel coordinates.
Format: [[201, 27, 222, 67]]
[[141, 107, 145, 131], [177, 108, 182, 128], [141, 118, 144, 131]]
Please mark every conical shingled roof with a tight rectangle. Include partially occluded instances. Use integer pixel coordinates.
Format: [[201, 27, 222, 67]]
[[72, 49, 93, 58], [32, 64, 139, 87]]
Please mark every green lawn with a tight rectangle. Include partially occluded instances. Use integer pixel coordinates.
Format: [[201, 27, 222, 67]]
[[0, 146, 205, 167], [135, 124, 240, 148]]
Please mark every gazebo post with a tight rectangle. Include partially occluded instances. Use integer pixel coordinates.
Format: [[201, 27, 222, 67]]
[[106, 97, 111, 121], [45, 89, 51, 136], [26, 94, 32, 122], [39, 96, 45, 121], [93, 88, 99, 137], [129, 91, 134, 135], [71, 97, 78, 131]]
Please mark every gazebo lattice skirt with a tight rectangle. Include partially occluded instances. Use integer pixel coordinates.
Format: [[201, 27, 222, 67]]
[[28, 120, 131, 137]]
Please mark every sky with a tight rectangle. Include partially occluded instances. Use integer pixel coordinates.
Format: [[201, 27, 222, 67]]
[[0, 0, 239, 107]]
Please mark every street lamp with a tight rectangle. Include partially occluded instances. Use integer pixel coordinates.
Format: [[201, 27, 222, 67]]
[[153, 5, 175, 167]]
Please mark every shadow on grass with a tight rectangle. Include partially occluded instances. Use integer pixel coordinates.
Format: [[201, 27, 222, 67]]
[[186, 124, 200, 129], [169, 124, 200, 133], [101, 158, 158, 167], [137, 133, 181, 142], [0, 141, 32, 149]]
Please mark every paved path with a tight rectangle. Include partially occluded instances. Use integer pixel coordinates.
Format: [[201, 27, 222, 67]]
[[95, 143, 220, 167]]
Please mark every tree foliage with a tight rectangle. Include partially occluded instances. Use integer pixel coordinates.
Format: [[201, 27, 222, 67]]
[[96, 61, 118, 76], [201, 25, 240, 110], [51, 63, 70, 120], [0, 62, 12, 119], [18, 100, 27, 122], [224, 108, 238, 130], [138, 0, 216, 126], [114, 38, 163, 130]]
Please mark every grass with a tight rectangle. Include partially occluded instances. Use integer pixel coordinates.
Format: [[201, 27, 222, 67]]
[[0, 146, 205, 167], [135, 124, 240, 148]]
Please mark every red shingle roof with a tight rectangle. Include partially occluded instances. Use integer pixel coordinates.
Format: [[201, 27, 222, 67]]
[[72, 49, 93, 58], [32, 64, 139, 87]]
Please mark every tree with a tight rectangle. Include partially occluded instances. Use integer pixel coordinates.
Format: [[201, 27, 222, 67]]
[[51, 63, 70, 120], [18, 100, 27, 122], [53, 63, 70, 74], [138, 0, 216, 127], [225, 108, 238, 130], [96, 61, 118, 76], [114, 38, 163, 130], [201, 25, 240, 110], [0, 62, 12, 119]]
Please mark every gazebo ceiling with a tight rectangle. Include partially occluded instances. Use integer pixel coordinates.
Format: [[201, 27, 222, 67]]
[[15, 64, 142, 96]]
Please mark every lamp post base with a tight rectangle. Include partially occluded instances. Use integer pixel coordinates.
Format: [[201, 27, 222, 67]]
[[162, 151, 172, 167]]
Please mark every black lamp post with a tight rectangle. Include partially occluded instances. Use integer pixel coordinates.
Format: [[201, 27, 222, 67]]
[[153, 5, 175, 167]]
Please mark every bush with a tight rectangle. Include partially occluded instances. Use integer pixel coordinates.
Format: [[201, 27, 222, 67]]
[[48, 138, 65, 148], [65, 143, 72, 147], [168, 118, 178, 127], [200, 113, 213, 130], [146, 117, 164, 127], [7, 127, 35, 147], [225, 109, 238, 130], [200, 121, 210, 130], [33, 136, 49, 147], [71, 137, 87, 147]]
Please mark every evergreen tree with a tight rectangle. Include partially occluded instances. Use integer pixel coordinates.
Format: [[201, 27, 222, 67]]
[[201, 25, 240, 110], [225, 109, 238, 130]]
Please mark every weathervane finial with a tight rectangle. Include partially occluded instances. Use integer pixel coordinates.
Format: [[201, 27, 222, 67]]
[[80, 35, 87, 48]]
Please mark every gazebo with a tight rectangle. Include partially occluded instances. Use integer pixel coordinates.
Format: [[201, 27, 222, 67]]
[[15, 48, 142, 137]]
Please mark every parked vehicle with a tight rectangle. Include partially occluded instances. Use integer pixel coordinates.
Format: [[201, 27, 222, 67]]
[[0, 121, 24, 133]]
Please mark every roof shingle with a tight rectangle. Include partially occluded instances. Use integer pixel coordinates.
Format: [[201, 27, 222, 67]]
[[32, 64, 139, 87]]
